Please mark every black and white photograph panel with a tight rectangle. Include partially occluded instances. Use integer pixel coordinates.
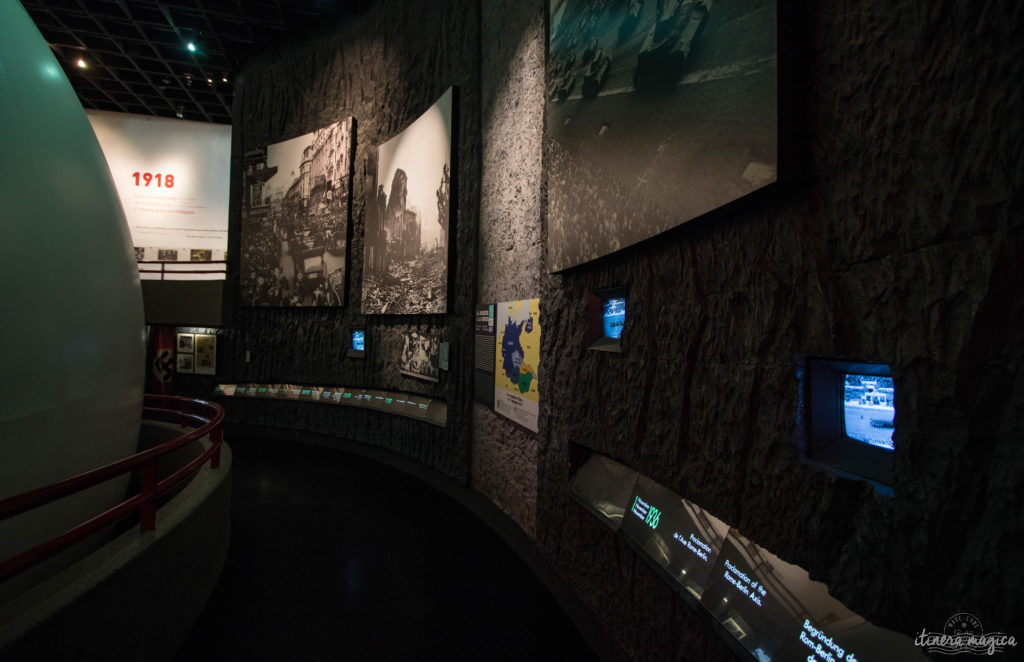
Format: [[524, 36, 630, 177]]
[[400, 331, 441, 383], [362, 88, 452, 315], [547, 0, 777, 272], [240, 118, 354, 307]]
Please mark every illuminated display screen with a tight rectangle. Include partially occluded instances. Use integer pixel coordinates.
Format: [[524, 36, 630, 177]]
[[602, 297, 625, 339], [843, 374, 894, 450], [619, 476, 729, 601], [700, 528, 926, 661], [351, 329, 365, 351]]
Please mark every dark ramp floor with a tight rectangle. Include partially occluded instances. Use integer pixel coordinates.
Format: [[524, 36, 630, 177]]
[[174, 435, 599, 662]]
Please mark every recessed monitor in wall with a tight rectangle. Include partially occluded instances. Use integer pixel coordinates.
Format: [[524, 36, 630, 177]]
[[799, 357, 896, 494], [348, 327, 365, 359], [585, 287, 626, 352], [603, 297, 626, 338]]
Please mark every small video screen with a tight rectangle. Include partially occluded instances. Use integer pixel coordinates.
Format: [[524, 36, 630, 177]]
[[351, 329, 365, 352], [602, 297, 626, 339], [842, 374, 894, 450]]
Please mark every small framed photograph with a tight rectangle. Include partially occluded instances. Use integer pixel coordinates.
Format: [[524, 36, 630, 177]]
[[400, 331, 440, 383], [176, 352, 194, 374], [176, 333, 195, 353]]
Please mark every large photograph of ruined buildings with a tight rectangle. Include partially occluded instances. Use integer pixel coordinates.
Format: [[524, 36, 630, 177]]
[[362, 88, 453, 314], [547, 0, 777, 272], [240, 118, 354, 306]]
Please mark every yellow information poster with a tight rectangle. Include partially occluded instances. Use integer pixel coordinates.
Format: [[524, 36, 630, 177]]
[[494, 298, 540, 432]]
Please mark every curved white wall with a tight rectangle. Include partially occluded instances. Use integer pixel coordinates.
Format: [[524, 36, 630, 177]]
[[0, 2, 145, 583]]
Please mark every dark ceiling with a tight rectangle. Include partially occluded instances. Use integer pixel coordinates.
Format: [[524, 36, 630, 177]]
[[20, 0, 371, 124]]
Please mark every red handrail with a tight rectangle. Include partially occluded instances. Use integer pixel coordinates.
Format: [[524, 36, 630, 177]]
[[0, 394, 225, 582]]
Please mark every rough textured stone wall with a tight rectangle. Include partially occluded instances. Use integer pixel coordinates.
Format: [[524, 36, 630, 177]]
[[477, 0, 1023, 661], [178, 0, 481, 483], [175, 0, 1024, 659], [471, 2, 549, 538]]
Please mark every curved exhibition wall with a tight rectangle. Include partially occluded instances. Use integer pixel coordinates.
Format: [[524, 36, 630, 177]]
[[171, 0, 1024, 660]]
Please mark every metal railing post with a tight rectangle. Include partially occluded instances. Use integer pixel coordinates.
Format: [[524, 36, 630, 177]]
[[0, 395, 223, 579], [211, 428, 223, 469], [140, 460, 157, 532]]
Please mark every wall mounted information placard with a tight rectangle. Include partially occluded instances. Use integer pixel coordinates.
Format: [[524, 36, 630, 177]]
[[474, 303, 496, 406], [87, 110, 230, 274], [213, 383, 446, 427], [194, 334, 216, 375], [494, 298, 541, 432]]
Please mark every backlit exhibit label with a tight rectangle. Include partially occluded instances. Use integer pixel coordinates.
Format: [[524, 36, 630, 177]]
[[494, 298, 541, 432], [212, 383, 447, 426], [619, 475, 729, 601], [87, 110, 230, 276], [701, 528, 927, 661]]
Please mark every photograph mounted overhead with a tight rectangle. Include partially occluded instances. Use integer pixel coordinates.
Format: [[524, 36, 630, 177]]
[[547, 0, 778, 271]]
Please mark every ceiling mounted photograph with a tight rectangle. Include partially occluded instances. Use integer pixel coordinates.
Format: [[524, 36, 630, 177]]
[[546, 0, 778, 272]]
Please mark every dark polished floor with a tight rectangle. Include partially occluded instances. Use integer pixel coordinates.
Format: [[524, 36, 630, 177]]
[[174, 435, 599, 661]]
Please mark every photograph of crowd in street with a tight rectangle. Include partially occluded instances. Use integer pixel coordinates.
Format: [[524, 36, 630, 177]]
[[240, 118, 354, 306]]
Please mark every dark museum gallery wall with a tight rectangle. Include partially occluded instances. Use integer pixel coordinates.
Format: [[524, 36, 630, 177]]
[[174, 0, 1024, 661], [475, 1, 1023, 661], [179, 0, 482, 482]]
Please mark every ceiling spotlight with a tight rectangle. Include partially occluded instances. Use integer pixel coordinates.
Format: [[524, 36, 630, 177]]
[[175, 106, 184, 119], [221, 76, 228, 83], [207, 77, 213, 84], [76, 58, 87, 69], [186, 42, 196, 52]]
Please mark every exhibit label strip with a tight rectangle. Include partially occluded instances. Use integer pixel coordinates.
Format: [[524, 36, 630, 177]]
[[214, 383, 446, 427], [569, 453, 928, 661]]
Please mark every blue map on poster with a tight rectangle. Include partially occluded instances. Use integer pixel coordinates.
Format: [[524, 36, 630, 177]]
[[501, 318, 524, 384]]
